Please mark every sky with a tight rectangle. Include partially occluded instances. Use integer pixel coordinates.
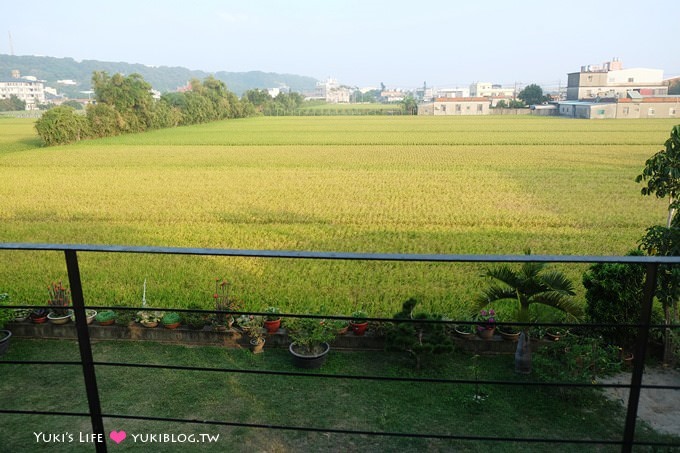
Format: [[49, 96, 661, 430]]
[[1, 0, 679, 91]]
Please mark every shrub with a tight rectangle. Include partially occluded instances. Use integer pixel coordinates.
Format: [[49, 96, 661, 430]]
[[385, 298, 454, 370], [35, 106, 90, 146], [582, 251, 646, 351]]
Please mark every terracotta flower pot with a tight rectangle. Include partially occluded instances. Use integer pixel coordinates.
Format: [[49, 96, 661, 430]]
[[476, 327, 495, 340], [350, 321, 368, 336], [263, 318, 281, 334], [250, 338, 265, 354], [163, 322, 181, 330]]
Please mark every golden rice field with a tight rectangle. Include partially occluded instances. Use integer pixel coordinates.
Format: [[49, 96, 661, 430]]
[[0, 115, 676, 318]]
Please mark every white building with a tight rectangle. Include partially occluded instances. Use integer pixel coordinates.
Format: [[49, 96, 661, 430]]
[[469, 82, 515, 98], [418, 97, 490, 115], [566, 59, 667, 100], [0, 71, 46, 110], [315, 78, 351, 103]]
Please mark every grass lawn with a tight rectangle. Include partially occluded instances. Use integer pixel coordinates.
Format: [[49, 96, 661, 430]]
[[1, 338, 678, 452], [0, 115, 677, 317]]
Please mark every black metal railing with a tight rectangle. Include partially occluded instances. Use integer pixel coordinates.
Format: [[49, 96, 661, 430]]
[[1, 243, 679, 452]]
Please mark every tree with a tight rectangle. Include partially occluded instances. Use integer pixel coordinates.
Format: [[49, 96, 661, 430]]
[[636, 125, 680, 364], [0, 95, 25, 112], [478, 250, 579, 373], [91, 71, 155, 132], [517, 84, 546, 106], [636, 125, 680, 227], [401, 94, 418, 115]]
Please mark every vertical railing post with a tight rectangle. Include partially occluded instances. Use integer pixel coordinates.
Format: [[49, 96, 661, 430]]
[[65, 250, 107, 453], [621, 262, 658, 453]]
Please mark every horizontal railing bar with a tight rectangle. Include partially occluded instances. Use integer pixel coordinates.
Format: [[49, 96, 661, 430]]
[[3, 360, 677, 390], [95, 413, 627, 446], [2, 305, 677, 329], [0, 409, 675, 448], [2, 242, 680, 264]]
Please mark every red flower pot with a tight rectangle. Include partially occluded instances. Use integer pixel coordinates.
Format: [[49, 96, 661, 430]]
[[350, 321, 368, 336], [264, 318, 281, 334]]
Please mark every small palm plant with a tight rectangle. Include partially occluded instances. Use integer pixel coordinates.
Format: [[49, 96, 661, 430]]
[[477, 250, 580, 373]]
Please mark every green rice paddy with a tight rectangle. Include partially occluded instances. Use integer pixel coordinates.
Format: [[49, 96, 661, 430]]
[[0, 115, 676, 317]]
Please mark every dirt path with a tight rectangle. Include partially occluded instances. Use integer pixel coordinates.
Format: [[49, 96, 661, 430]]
[[599, 367, 680, 437]]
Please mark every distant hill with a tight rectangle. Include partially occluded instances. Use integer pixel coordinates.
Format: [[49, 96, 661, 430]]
[[0, 54, 319, 97]]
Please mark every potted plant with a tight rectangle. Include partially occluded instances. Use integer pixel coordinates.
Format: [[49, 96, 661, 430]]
[[136, 310, 162, 328], [70, 309, 98, 324], [183, 304, 209, 330], [0, 293, 13, 356], [385, 298, 454, 370], [161, 312, 182, 329], [350, 310, 369, 336], [474, 309, 496, 340], [246, 316, 266, 354], [263, 306, 281, 333], [477, 250, 579, 374], [95, 310, 116, 326], [454, 322, 476, 339], [47, 281, 71, 325], [115, 309, 135, 327], [13, 308, 31, 322], [287, 317, 337, 369], [30, 307, 49, 324], [212, 279, 242, 331], [497, 324, 521, 341]]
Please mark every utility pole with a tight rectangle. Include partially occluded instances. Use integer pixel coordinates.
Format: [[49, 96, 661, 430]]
[[8, 31, 14, 56]]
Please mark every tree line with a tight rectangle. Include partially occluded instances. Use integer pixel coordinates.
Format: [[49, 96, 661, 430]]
[[35, 72, 253, 146]]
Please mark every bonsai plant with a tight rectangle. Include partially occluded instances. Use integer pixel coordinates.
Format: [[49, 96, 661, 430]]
[[161, 312, 182, 329], [47, 281, 71, 324], [385, 298, 454, 370], [95, 310, 117, 326], [263, 306, 281, 333], [287, 316, 337, 368], [0, 293, 13, 356], [350, 310, 369, 336], [212, 279, 242, 331]]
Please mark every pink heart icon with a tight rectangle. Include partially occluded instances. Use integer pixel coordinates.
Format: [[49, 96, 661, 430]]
[[109, 430, 127, 444]]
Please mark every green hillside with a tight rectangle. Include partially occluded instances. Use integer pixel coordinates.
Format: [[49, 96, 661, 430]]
[[0, 54, 318, 97]]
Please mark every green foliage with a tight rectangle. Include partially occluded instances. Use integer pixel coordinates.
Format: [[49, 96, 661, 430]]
[[517, 83, 546, 106], [95, 310, 116, 323], [582, 251, 646, 351], [264, 306, 280, 321], [34, 105, 90, 145], [61, 100, 84, 110], [86, 103, 125, 137], [0, 95, 26, 112], [385, 298, 454, 369], [478, 250, 580, 325], [636, 124, 680, 225], [161, 311, 182, 325], [534, 334, 623, 384], [287, 317, 337, 355], [0, 293, 13, 329]]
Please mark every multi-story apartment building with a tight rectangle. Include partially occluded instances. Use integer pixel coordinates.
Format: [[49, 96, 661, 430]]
[[469, 82, 515, 98], [0, 71, 46, 110], [566, 58, 667, 100]]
